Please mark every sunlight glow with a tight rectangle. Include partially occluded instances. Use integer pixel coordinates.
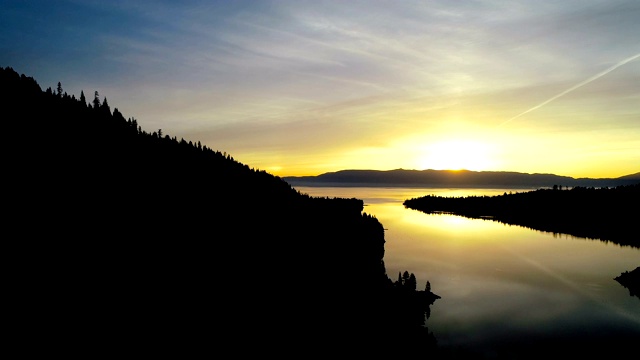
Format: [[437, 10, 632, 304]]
[[5, 2, 638, 179], [419, 140, 497, 171]]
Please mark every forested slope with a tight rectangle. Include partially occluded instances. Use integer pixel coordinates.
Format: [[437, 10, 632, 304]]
[[2, 66, 439, 357], [404, 185, 640, 248]]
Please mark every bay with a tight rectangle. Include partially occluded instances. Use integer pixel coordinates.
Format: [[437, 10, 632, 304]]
[[295, 186, 640, 358]]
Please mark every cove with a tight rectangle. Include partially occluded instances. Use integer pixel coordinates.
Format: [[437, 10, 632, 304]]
[[295, 186, 640, 358]]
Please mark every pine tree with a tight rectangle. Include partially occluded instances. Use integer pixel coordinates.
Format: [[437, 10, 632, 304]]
[[408, 273, 417, 291], [93, 91, 100, 109], [402, 271, 410, 284], [101, 97, 110, 115]]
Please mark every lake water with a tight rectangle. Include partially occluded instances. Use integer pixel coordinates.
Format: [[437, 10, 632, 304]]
[[295, 186, 640, 357]]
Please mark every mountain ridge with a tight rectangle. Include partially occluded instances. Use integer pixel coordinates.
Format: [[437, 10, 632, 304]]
[[284, 169, 640, 188]]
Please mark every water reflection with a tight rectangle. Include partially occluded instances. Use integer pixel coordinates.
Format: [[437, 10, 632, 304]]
[[295, 186, 640, 357]]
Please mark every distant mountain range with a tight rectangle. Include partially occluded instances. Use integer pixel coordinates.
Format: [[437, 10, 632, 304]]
[[284, 169, 640, 188]]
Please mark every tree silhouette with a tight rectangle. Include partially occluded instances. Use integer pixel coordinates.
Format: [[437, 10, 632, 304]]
[[93, 90, 100, 109], [101, 97, 110, 115], [408, 273, 417, 290]]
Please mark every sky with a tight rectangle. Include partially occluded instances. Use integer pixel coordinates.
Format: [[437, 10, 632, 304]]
[[1, 0, 639, 178]]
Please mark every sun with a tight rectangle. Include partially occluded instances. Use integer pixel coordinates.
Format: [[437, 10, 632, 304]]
[[418, 139, 496, 171]]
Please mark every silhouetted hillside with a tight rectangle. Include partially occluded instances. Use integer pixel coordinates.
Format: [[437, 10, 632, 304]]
[[615, 267, 640, 299], [284, 169, 639, 188], [618, 172, 640, 180], [2, 66, 439, 356], [403, 185, 640, 248]]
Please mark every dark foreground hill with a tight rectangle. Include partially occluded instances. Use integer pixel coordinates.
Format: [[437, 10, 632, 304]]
[[403, 185, 640, 248], [2, 67, 440, 357], [615, 267, 640, 298], [284, 169, 639, 188]]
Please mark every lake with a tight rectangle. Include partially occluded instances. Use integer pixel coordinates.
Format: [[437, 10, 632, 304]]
[[295, 186, 640, 358]]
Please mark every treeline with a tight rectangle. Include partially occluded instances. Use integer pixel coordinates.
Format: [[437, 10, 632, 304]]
[[2, 66, 442, 357], [403, 184, 640, 248]]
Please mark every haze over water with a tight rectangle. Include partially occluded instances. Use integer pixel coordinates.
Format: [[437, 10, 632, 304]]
[[296, 186, 640, 357]]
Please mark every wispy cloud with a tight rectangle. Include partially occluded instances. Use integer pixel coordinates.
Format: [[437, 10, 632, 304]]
[[2, 0, 639, 177], [499, 53, 640, 127]]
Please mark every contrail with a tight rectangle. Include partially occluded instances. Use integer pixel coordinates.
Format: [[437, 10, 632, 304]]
[[498, 52, 640, 127]]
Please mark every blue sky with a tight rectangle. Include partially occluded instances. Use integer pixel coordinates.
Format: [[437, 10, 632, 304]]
[[2, 0, 639, 177]]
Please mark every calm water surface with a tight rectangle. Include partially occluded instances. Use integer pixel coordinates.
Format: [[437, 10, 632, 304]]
[[296, 186, 640, 357]]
